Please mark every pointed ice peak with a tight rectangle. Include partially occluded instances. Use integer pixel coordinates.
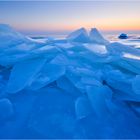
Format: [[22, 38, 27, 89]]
[[0, 24, 30, 48], [0, 24, 13, 32], [67, 27, 89, 43], [0, 24, 23, 38], [91, 28, 98, 32], [0, 23, 23, 37], [89, 28, 109, 45]]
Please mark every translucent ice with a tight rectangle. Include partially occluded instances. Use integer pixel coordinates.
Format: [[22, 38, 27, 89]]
[[56, 76, 82, 98], [0, 24, 31, 48], [89, 28, 109, 45], [28, 63, 65, 90], [81, 76, 102, 86], [6, 58, 46, 93], [86, 85, 112, 117], [67, 28, 89, 43], [84, 44, 108, 54], [107, 42, 140, 57], [104, 70, 133, 95]]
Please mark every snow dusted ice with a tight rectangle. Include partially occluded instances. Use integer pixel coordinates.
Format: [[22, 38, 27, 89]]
[[0, 24, 140, 138]]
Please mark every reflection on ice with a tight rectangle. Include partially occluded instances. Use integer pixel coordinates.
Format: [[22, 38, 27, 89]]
[[123, 53, 140, 60], [84, 44, 107, 54]]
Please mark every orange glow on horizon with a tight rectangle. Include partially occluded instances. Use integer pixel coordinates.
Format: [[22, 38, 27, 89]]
[[15, 18, 140, 32]]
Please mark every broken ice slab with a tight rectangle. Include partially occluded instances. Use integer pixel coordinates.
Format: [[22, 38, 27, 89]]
[[104, 70, 140, 101], [75, 96, 93, 120], [123, 57, 140, 70], [67, 28, 89, 43], [28, 63, 65, 90], [56, 76, 82, 98], [0, 43, 35, 55], [65, 66, 103, 93], [0, 24, 31, 49], [0, 53, 32, 67], [50, 54, 84, 67], [84, 43, 108, 55], [66, 44, 88, 52], [89, 28, 109, 45], [0, 45, 58, 67], [86, 85, 112, 118], [80, 68, 103, 82], [113, 58, 140, 74], [56, 42, 74, 49], [106, 69, 135, 81], [0, 98, 14, 121], [81, 76, 102, 86], [132, 75, 140, 95], [0, 24, 46, 50], [107, 42, 140, 57], [50, 54, 69, 65], [76, 49, 113, 64], [65, 66, 86, 93], [0, 24, 47, 52], [58, 44, 89, 59], [30, 45, 60, 59], [6, 58, 46, 93], [66, 66, 103, 80], [104, 70, 134, 95]]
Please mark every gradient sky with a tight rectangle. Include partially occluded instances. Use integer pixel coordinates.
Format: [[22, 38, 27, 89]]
[[0, 1, 140, 34]]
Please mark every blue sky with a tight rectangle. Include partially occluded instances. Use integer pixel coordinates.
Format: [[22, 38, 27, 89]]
[[0, 1, 140, 35]]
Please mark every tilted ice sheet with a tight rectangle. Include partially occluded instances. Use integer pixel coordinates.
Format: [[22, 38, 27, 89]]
[[0, 24, 39, 50], [86, 85, 112, 118], [28, 63, 65, 90], [123, 52, 140, 60], [75, 96, 93, 119], [6, 58, 47, 93]]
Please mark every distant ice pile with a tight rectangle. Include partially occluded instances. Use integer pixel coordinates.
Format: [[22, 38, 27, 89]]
[[118, 33, 128, 39], [0, 24, 140, 139]]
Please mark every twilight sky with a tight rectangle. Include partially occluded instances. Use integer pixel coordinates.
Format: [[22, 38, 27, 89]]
[[0, 1, 140, 34]]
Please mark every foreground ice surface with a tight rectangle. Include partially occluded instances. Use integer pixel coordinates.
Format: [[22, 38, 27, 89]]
[[0, 98, 14, 121], [0, 24, 140, 138]]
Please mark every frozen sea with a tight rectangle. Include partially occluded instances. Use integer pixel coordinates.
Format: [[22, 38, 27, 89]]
[[0, 24, 140, 139]]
